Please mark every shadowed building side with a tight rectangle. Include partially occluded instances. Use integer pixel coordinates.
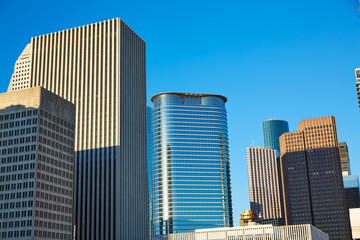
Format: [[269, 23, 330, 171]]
[[0, 87, 75, 239]]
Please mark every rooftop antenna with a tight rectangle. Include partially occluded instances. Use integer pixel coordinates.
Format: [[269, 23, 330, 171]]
[[251, 140, 255, 148]]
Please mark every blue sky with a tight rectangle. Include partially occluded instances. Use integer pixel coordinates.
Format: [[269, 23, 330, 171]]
[[1, 0, 359, 226]]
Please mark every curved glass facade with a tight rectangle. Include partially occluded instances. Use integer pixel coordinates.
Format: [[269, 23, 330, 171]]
[[262, 119, 289, 155], [151, 93, 233, 235]]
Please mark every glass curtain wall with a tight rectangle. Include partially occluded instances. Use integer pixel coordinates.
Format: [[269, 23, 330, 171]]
[[151, 93, 233, 235]]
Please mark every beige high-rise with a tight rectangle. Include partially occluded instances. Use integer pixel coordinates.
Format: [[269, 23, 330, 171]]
[[246, 147, 282, 225], [8, 44, 32, 92], [8, 18, 147, 240], [356, 68, 360, 110], [339, 142, 350, 176]]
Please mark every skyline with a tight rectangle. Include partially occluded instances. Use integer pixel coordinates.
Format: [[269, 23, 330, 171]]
[[1, 0, 360, 226]]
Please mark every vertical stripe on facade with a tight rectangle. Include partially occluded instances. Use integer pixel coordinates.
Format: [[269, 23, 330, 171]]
[[17, 18, 147, 240]]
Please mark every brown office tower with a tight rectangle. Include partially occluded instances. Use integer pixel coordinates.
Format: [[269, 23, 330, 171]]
[[279, 116, 351, 240]]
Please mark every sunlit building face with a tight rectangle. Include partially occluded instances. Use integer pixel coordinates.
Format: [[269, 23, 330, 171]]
[[151, 92, 233, 235]]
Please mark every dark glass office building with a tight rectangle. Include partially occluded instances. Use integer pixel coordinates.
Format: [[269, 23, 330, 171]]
[[151, 92, 233, 235], [343, 175, 360, 209], [262, 119, 289, 155], [279, 116, 351, 240]]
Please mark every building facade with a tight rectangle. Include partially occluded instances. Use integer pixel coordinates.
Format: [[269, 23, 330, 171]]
[[279, 116, 351, 239], [147, 106, 154, 237], [153, 224, 329, 240], [8, 44, 32, 92], [356, 68, 360, 110], [8, 18, 147, 239], [262, 119, 289, 155], [246, 147, 282, 225], [344, 175, 360, 209], [0, 87, 75, 239], [339, 142, 350, 176], [151, 92, 233, 235], [349, 208, 360, 240]]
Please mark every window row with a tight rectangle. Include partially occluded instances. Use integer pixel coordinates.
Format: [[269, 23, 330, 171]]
[[0, 117, 37, 129], [0, 162, 35, 173], [35, 207, 72, 222], [0, 135, 37, 146], [0, 219, 32, 229], [0, 127, 37, 138], [0, 109, 37, 121], [40, 109, 75, 131], [1, 229, 32, 238]]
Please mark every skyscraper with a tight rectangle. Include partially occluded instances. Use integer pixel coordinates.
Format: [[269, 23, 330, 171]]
[[147, 106, 153, 237], [339, 142, 350, 176], [8, 18, 147, 239], [262, 119, 289, 155], [356, 68, 360, 110], [246, 147, 283, 225], [279, 116, 351, 239], [343, 175, 360, 209], [8, 44, 31, 92], [151, 92, 233, 235], [0, 87, 75, 239], [339, 142, 360, 210]]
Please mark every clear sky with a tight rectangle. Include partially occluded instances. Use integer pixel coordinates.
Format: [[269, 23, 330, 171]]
[[1, 0, 359, 226]]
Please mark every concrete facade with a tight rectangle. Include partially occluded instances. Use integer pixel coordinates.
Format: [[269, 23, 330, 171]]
[[0, 87, 75, 239], [350, 208, 360, 239], [7, 44, 32, 92], [153, 224, 329, 240], [8, 18, 147, 239]]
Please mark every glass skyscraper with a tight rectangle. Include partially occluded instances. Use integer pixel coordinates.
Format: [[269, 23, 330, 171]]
[[262, 119, 289, 155], [151, 92, 233, 235], [343, 175, 360, 209]]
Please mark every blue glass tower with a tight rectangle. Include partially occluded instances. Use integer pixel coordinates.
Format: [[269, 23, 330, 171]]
[[147, 106, 154, 237], [343, 175, 360, 209], [262, 119, 289, 155], [151, 92, 233, 235]]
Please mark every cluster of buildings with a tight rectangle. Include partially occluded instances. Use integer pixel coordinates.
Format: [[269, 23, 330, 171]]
[[245, 118, 358, 239], [0, 18, 359, 240]]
